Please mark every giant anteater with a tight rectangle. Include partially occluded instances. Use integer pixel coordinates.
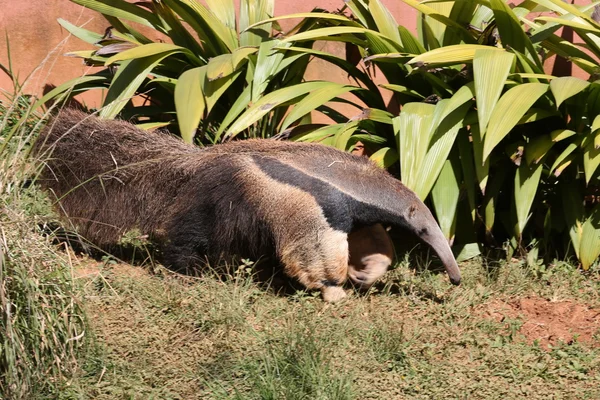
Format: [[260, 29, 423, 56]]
[[35, 109, 460, 302]]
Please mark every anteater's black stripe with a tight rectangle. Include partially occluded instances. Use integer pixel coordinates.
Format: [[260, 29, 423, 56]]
[[252, 155, 407, 232]]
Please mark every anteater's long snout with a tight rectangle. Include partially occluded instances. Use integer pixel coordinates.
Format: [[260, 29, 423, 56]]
[[422, 228, 461, 285]]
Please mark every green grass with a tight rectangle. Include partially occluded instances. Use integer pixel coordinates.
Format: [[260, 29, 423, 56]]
[[0, 99, 89, 399], [68, 256, 600, 400]]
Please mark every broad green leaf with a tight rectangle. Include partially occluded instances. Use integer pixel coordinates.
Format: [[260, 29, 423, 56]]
[[583, 133, 600, 184], [579, 206, 600, 270], [153, 1, 204, 55], [368, 0, 401, 43], [205, 0, 236, 32], [444, 0, 478, 46], [456, 243, 482, 262], [370, 147, 399, 169], [423, 1, 454, 45], [536, 16, 600, 33], [473, 49, 515, 137], [532, 0, 590, 18], [592, 115, 600, 134], [334, 121, 361, 150], [206, 48, 256, 81], [408, 44, 501, 65], [280, 84, 357, 131], [483, 83, 548, 161], [400, 0, 476, 44], [431, 158, 460, 242], [551, 129, 576, 141], [418, 102, 469, 199], [205, 70, 242, 115], [490, 0, 539, 65], [136, 121, 171, 130], [433, 83, 475, 124], [550, 142, 578, 175], [215, 84, 253, 141], [395, 99, 468, 200], [65, 50, 96, 59], [282, 27, 388, 44], [518, 108, 556, 124], [243, 13, 357, 31], [240, 0, 274, 46], [553, 154, 575, 177], [100, 53, 174, 119], [57, 18, 104, 44], [471, 124, 490, 193], [224, 82, 332, 139], [525, 134, 553, 165], [174, 66, 206, 143], [70, 0, 161, 28], [395, 103, 435, 196], [294, 124, 345, 143], [398, 26, 427, 54], [252, 40, 289, 101], [562, 183, 584, 258], [205, 0, 238, 47], [510, 73, 555, 81], [351, 108, 394, 124], [514, 162, 544, 237], [33, 75, 107, 110], [173, 0, 237, 52], [458, 132, 477, 221], [550, 76, 590, 107], [162, 0, 224, 56], [105, 43, 198, 65], [379, 84, 424, 99]]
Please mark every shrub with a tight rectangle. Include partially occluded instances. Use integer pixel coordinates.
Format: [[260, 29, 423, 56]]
[[284, 0, 600, 267], [47, 0, 391, 148]]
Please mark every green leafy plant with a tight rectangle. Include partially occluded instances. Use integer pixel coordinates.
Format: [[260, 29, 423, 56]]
[[284, 0, 600, 267], [47, 0, 392, 147]]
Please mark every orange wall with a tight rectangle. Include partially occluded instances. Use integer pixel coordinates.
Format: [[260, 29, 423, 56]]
[[0, 0, 416, 107]]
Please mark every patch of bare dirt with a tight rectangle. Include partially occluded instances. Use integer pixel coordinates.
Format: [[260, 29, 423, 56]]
[[483, 297, 600, 348]]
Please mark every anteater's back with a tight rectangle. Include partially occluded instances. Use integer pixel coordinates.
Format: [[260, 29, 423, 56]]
[[35, 109, 204, 245]]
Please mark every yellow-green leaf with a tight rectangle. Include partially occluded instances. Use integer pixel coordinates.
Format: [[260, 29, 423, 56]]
[[280, 84, 357, 131], [243, 12, 357, 32], [483, 83, 548, 161], [431, 158, 460, 242], [550, 76, 590, 107], [551, 129, 576, 141], [105, 43, 194, 65], [471, 124, 489, 193], [550, 142, 578, 175], [225, 82, 332, 139], [334, 121, 360, 151], [100, 54, 172, 119], [525, 134, 553, 165], [583, 132, 600, 184], [514, 162, 544, 237], [369, 147, 399, 169], [395, 103, 435, 197], [175, 66, 206, 143], [579, 206, 600, 270], [409, 44, 501, 65], [57, 18, 104, 44], [369, 0, 401, 43], [206, 48, 256, 82], [473, 49, 515, 137], [536, 16, 600, 33]]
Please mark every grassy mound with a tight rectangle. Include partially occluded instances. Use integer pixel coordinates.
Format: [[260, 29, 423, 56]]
[[0, 99, 88, 399]]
